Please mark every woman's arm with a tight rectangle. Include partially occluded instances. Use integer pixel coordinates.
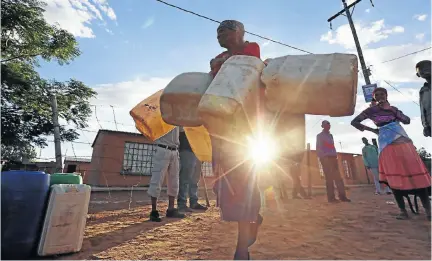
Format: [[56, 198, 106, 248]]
[[351, 110, 379, 134], [389, 106, 411, 124]]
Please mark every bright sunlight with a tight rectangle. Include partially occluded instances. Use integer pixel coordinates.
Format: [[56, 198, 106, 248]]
[[246, 132, 278, 166]]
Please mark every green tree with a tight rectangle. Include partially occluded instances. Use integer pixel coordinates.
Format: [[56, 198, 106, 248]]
[[417, 147, 431, 173], [1, 0, 96, 161]]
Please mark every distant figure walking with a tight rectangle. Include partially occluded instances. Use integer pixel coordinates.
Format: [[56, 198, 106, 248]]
[[361, 137, 391, 195]]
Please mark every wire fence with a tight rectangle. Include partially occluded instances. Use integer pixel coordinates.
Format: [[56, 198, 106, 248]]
[[4, 0, 429, 207]]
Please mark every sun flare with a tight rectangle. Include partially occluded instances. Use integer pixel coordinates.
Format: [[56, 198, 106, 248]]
[[246, 132, 278, 166]]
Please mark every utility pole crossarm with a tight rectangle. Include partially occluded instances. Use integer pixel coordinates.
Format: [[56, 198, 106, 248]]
[[327, 0, 362, 23]]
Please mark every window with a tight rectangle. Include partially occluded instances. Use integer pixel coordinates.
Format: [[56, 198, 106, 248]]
[[342, 160, 351, 178], [318, 160, 324, 178], [122, 142, 156, 175], [201, 162, 214, 177], [66, 164, 77, 173]]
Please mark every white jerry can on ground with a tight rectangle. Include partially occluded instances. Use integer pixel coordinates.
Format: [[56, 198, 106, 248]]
[[38, 184, 91, 256]]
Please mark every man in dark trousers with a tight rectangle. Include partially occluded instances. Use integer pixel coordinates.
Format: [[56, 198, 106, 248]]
[[316, 120, 351, 203], [416, 60, 431, 137], [177, 127, 208, 212]]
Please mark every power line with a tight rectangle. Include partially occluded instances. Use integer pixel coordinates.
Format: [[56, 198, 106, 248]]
[[382, 80, 420, 107], [378, 47, 431, 65], [154, 0, 314, 54]]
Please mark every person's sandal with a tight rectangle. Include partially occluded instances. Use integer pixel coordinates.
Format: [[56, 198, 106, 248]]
[[149, 210, 162, 222], [166, 208, 186, 218], [248, 214, 264, 247]]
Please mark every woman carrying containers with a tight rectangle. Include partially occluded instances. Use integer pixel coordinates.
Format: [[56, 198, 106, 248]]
[[208, 20, 264, 260], [351, 87, 431, 220]]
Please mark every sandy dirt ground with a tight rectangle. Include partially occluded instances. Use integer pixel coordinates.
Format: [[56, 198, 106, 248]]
[[57, 187, 430, 260]]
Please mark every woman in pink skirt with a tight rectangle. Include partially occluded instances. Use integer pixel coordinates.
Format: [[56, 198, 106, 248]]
[[351, 87, 431, 220]]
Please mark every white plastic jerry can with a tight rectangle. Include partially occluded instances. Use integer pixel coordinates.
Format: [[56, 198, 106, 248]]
[[160, 72, 213, 127], [261, 53, 358, 117], [198, 55, 265, 136]]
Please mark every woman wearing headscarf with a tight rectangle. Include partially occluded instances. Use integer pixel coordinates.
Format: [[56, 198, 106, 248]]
[[351, 87, 431, 220], [208, 20, 264, 260]]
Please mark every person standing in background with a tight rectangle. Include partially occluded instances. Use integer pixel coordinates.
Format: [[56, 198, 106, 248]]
[[361, 137, 391, 195], [316, 120, 351, 203], [416, 60, 431, 137], [178, 127, 208, 212], [372, 138, 378, 148], [147, 127, 185, 222], [289, 154, 310, 199]]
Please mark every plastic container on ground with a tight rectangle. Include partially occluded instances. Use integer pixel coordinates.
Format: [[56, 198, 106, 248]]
[[160, 72, 213, 127], [50, 173, 83, 185], [130, 89, 176, 141], [38, 184, 91, 256], [261, 53, 358, 117], [184, 125, 212, 162], [1, 170, 50, 259], [198, 55, 265, 136]]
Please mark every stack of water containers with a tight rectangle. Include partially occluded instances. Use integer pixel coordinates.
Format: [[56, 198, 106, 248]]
[[1, 171, 91, 259]]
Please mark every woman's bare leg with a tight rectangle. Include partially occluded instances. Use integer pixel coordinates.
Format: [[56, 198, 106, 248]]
[[235, 222, 251, 260]]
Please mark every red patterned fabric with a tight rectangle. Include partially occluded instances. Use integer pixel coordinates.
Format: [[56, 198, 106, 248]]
[[379, 142, 431, 190]]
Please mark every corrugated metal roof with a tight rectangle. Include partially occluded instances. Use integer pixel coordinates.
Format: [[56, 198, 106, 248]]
[[64, 156, 92, 163]]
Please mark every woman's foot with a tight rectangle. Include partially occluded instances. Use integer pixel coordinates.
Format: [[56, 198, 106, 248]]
[[248, 214, 263, 247], [395, 210, 409, 220], [234, 251, 250, 260], [375, 192, 380, 195]]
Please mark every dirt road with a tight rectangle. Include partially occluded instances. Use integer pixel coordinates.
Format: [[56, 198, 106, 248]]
[[60, 187, 430, 260]]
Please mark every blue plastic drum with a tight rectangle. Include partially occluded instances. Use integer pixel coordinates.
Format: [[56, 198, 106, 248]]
[[1, 171, 50, 259]]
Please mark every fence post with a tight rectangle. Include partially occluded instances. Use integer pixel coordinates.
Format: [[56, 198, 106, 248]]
[[307, 143, 312, 197]]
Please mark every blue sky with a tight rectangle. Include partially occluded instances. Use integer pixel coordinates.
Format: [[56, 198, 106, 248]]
[[37, 0, 431, 160]]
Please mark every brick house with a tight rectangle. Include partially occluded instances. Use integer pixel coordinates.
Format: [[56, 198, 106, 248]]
[[86, 130, 157, 186], [85, 129, 372, 188], [63, 157, 92, 176]]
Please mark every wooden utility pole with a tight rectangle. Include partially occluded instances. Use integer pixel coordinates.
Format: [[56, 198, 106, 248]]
[[328, 0, 372, 85], [50, 94, 63, 173]]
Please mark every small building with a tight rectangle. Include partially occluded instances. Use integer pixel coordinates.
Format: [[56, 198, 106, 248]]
[[85, 129, 372, 188], [86, 130, 157, 186], [63, 156, 92, 176], [0, 160, 57, 173]]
